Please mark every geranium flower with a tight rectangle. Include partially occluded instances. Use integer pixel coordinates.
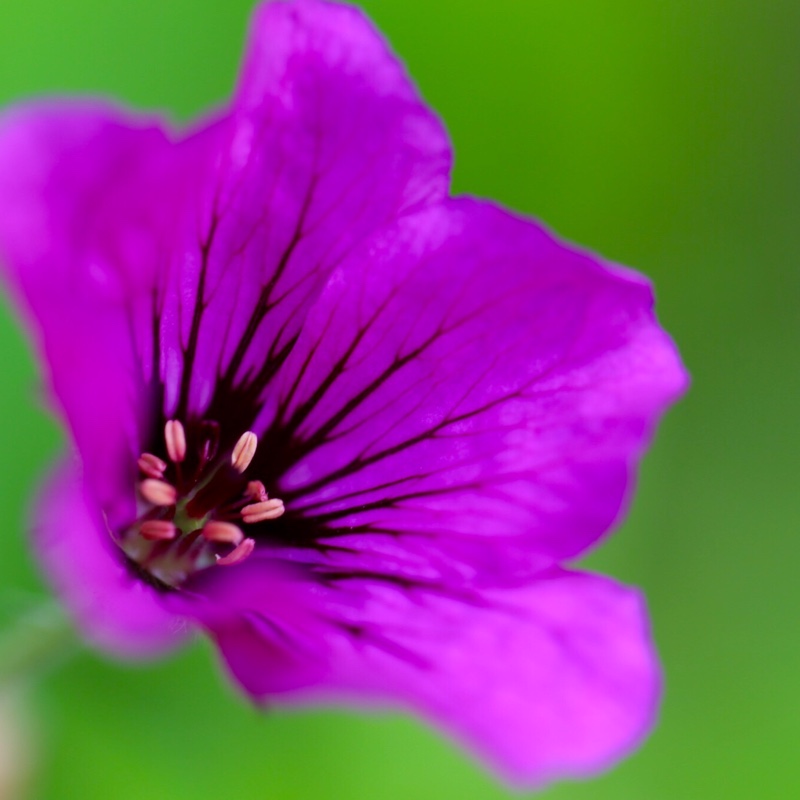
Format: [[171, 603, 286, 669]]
[[0, 0, 686, 788]]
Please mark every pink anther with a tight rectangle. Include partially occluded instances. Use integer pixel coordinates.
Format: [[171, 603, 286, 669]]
[[246, 480, 268, 502], [202, 520, 245, 546], [216, 537, 256, 566], [231, 431, 258, 473], [137, 453, 167, 480], [164, 420, 187, 463], [241, 498, 285, 524], [139, 520, 178, 541], [140, 479, 178, 507]]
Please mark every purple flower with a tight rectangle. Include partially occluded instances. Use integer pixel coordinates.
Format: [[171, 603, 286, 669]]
[[0, 0, 686, 787]]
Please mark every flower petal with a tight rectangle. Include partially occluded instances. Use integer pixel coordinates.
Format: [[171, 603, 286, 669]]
[[0, 103, 191, 514], [317, 570, 660, 787], [262, 199, 687, 579], [205, 564, 659, 786], [34, 458, 186, 659], [0, 0, 452, 485], [174, 558, 332, 695], [162, 0, 452, 425]]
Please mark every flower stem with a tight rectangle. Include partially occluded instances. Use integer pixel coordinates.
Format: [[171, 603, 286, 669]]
[[0, 602, 76, 685]]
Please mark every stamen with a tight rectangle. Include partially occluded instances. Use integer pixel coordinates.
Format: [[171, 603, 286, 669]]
[[140, 479, 178, 507], [140, 520, 177, 541], [231, 431, 258, 473], [165, 420, 187, 463], [246, 480, 268, 502], [138, 453, 167, 480], [216, 538, 255, 566], [202, 521, 245, 545], [241, 498, 285, 524], [126, 420, 279, 585]]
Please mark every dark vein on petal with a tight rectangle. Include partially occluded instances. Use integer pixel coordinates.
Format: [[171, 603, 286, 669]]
[[222, 171, 319, 389], [177, 209, 220, 419]]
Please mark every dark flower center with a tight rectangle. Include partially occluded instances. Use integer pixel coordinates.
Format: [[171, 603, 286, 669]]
[[119, 420, 284, 588]]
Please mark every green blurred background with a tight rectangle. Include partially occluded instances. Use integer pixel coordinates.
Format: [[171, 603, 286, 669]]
[[0, 0, 797, 797]]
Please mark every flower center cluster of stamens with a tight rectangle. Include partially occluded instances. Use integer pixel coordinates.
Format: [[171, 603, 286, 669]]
[[121, 420, 284, 587]]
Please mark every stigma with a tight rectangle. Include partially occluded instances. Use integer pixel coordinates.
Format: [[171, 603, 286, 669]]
[[120, 420, 284, 588]]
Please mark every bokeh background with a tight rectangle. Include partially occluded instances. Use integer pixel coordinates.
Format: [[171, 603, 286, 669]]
[[0, 0, 797, 797]]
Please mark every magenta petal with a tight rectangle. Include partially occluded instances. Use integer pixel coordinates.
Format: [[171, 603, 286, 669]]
[[161, 0, 452, 418], [0, 2, 684, 784], [0, 104, 188, 514], [313, 570, 659, 786], [269, 199, 687, 579], [34, 459, 185, 659], [172, 558, 332, 694]]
